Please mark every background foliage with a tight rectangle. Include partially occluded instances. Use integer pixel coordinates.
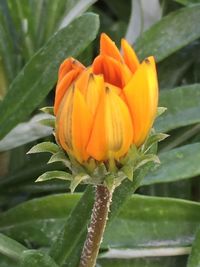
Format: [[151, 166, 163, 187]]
[[0, 0, 200, 266]]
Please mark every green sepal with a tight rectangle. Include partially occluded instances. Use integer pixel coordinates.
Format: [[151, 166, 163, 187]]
[[104, 174, 115, 191], [121, 165, 134, 181], [40, 106, 54, 115], [27, 142, 60, 154], [70, 174, 90, 193], [36, 171, 72, 182], [135, 154, 160, 170], [39, 118, 55, 128], [157, 106, 167, 117], [141, 131, 169, 154], [48, 151, 71, 170]]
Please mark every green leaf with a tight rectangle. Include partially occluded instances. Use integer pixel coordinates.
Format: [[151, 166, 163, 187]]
[[20, 250, 59, 267], [142, 143, 200, 186], [187, 227, 200, 267], [36, 171, 72, 182], [135, 5, 200, 62], [155, 84, 200, 133], [0, 233, 26, 261], [27, 142, 60, 154], [49, 186, 95, 265], [0, 13, 99, 140]]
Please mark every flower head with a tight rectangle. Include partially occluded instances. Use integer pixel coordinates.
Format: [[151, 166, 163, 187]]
[[54, 33, 158, 164]]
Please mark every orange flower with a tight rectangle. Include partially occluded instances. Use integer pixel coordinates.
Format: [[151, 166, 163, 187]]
[[54, 33, 158, 163]]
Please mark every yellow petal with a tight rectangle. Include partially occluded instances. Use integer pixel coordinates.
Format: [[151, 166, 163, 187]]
[[87, 86, 133, 161], [123, 56, 158, 146], [56, 86, 92, 163], [85, 74, 104, 116], [121, 39, 140, 73]]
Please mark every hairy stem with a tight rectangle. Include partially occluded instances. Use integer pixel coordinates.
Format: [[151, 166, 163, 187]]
[[79, 185, 113, 267]]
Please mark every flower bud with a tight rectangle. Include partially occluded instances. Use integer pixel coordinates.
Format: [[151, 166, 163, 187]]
[[55, 33, 158, 163]]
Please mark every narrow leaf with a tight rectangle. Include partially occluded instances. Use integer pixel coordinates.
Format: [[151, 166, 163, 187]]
[[0, 233, 26, 261], [0, 13, 99, 140], [142, 143, 200, 186], [155, 84, 200, 133], [20, 250, 59, 267], [135, 5, 200, 62]]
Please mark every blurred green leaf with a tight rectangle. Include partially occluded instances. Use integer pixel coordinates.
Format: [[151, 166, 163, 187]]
[[20, 250, 59, 267], [98, 256, 188, 267], [103, 194, 200, 249], [0, 193, 80, 247], [0, 254, 18, 267], [0, 4, 19, 82], [102, 0, 131, 22], [6, 0, 36, 60], [174, 0, 200, 5], [135, 5, 200, 62], [1, 193, 200, 254], [158, 43, 200, 89], [187, 227, 200, 267], [0, 114, 52, 152], [0, 13, 99, 140], [0, 233, 26, 261], [142, 143, 200, 186], [155, 84, 200, 133]]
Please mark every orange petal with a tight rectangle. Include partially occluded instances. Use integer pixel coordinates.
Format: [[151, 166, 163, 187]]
[[56, 86, 92, 163], [56, 85, 75, 153], [58, 57, 85, 82], [123, 56, 158, 147], [121, 39, 140, 73], [100, 33, 122, 62], [54, 58, 85, 114], [75, 67, 92, 96], [87, 86, 133, 161], [72, 88, 93, 162], [93, 55, 131, 88], [54, 69, 80, 114]]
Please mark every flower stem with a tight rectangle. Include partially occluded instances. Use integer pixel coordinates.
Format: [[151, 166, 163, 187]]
[[79, 185, 113, 267]]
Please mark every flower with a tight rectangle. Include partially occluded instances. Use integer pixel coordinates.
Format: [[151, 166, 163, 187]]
[[54, 33, 158, 163]]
